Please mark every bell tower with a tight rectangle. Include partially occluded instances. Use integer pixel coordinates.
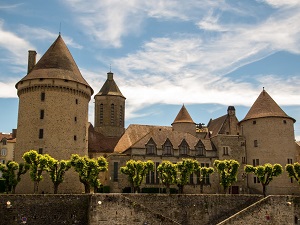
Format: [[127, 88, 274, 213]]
[[94, 71, 125, 137]]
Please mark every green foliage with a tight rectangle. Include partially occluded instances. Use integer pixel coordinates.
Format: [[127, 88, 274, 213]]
[[120, 159, 154, 193], [46, 156, 71, 194], [0, 161, 29, 193], [214, 159, 239, 193], [175, 159, 199, 194], [286, 162, 300, 183], [244, 163, 283, 196], [70, 154, 108, 193], [23, 150, 50, 193], [197, 165, 214, 193], [157, 161, 177, 193]]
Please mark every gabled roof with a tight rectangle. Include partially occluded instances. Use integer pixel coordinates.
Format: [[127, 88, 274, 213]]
[[207, 115, 227, 137], [95, 72, 125, 98], [241, 89, 295, 122], [16, 35, 93, 94], [114, 124, 212, 153], [172, 105, 195, 124]]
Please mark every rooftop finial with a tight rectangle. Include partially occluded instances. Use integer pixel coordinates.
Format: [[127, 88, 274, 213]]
[[263, 87, 265, 91]]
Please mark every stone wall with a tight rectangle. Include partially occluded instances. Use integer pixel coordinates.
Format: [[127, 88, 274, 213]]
[[1, 194, 299, 225]]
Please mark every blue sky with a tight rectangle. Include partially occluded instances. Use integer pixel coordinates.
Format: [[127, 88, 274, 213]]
[[1, 0, 300, 140]]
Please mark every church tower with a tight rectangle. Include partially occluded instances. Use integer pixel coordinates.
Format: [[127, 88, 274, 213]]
[[15, 35, 93, 193], [94, 71, 125, 137], [240, 89, 298, 195]]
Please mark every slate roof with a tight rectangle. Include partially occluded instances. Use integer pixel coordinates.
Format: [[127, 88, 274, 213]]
[[114, 124, 212, 153], [172, 105, 195, 124], [16, 35, 93, 94], [241, 89, 295, 122], [95, 72, 125, 98]]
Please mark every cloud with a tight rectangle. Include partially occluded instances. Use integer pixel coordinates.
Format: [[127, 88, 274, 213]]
[[0, 82, 17, 98]]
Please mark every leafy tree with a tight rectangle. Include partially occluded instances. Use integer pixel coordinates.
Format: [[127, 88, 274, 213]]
[[70, 154, 108, 193], [120, 159, 154, 193], [0, 161, 29, 193], [23, 150, 50, 193], [245, 163, 283, 197], [214, 159, 239, 193], [286, 162, 300, 184], [46, 156, 71, 194], [157, 161, 177, 194], [196, 165, 214, 193], [175, 159, 198, 194]]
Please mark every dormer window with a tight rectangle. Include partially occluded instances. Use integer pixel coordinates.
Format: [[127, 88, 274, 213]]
[[2, 138, 7, 145], [195, 140, 205, 156], [163, 138, 173, 155], [179, 139, 189, 155], [145, 138, 157, 155]]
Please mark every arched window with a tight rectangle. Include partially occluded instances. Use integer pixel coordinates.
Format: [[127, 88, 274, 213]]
[[1, 148, 7, 156], [110, 104, 115, 125]]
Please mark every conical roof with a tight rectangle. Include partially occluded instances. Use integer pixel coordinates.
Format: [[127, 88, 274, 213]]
[[172, 105, 195, 124], [16, 35, 93, 94], [95, 72, 125, 98], [241, 89, 295, 122]]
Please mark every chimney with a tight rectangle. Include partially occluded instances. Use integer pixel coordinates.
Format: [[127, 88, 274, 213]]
[[11, 129, 17, 139], [227, 106, 235, 116], [27, 50, 37, 74]]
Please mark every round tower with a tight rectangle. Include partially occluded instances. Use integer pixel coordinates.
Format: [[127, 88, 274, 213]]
[[94, 71, 125, 137], [15, 35, 93, 193], [172, 105, 196, 135], [240, 89, 298, 195]]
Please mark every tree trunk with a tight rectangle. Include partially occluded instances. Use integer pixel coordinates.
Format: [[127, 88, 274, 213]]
[[84, 183, 90, 193], [34, 181, 39, 194], [54, 183, 59, 194], [12, 185, 16, 194], [263, 184, 266, 197], [166, 185, 170, 194]]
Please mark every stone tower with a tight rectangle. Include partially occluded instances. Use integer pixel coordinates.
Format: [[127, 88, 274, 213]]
[[15, 35, 93, 193], [94, 71, 125, 137], [172, 105, 196, 135], [240, 89, 298, 195]]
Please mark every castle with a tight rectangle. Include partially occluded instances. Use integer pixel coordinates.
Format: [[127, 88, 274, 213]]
[[13, 35, 300, 195]]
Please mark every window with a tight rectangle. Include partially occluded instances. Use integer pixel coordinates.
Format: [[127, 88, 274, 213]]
[[179, 140, 189, 155], [283, 120, 287, 124], [146, 162, 160, 184], [2, 139, 7, 145], [40, 110, 44, 119], [119, 105, 123, 126], [253, 159, 259, 166], [41, 92, 45, 101], [75, 99, 78, 104], [74, 117, 77, 122], [254, 140, 258, 147], [242, 157, 246, 164], [195, 141, 205, 156], [288, 158, 293, 164], [39, 129, 44, 139], [223, 146, 229, 155], [253, 120, 256, 125], [254, 177, 260, 184], [1, 149, 6, 156], [74, 135, 77, 141], [197, 163, 210, 185], [0, 159, 5, 164], [38, 148, 43, 154], [110, 104, 115, 125], [146, 138, 156, 155], [113, 162, 118, 182], [100, 104, 103, 125], [163, 139, 173, 155]]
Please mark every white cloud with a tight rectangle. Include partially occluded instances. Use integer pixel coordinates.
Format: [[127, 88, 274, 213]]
[[0, 82, 17, 98]]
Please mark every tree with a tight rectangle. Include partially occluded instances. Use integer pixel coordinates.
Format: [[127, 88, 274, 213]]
[[23, 150, 50, 193], [0, 161, 29, 193], [157, 161, 177, 194], [286, 162, 300, 184], [70, 154, 108, 193], [214, 159, 239, 193], [245, 163, 283, 197], [120, 159, 154, 193], [175, 159, 198, 194], [197, 165, 214, 193], [46, 156, 71, 194]]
